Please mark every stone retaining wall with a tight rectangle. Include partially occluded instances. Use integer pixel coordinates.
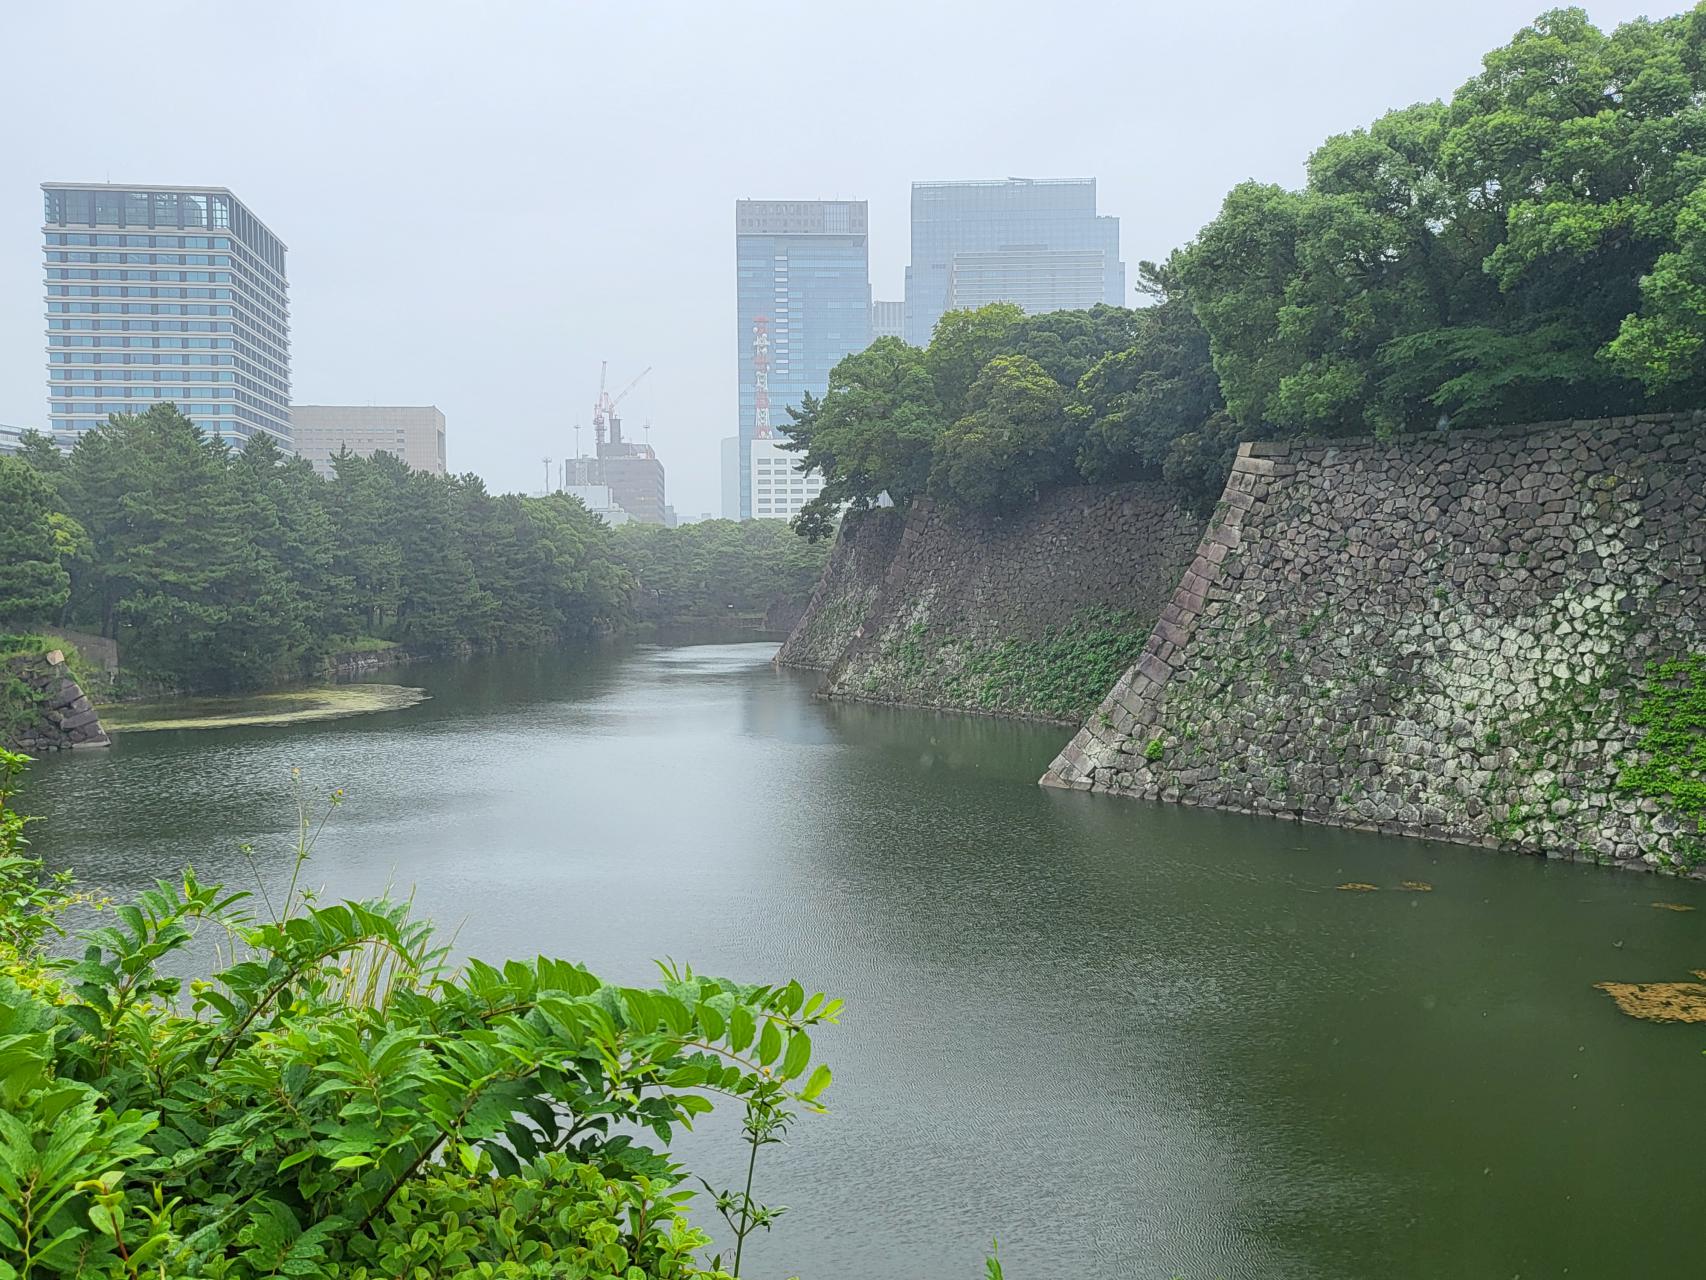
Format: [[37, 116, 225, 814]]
[[323, 647, 417, 680], [774, 508, 907, 671], [780, 484, 1204, 721], [1045, 413, 1706, 873], [3, 650, 111, 752]]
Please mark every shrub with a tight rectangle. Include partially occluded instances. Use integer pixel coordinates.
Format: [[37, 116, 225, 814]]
[[0, 749, 838, 1279]]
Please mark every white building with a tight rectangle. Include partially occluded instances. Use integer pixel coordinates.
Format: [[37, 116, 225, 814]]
[[291, 404, 447, 477], [749, 435, 824, 520], [563, 482, 632, 527]]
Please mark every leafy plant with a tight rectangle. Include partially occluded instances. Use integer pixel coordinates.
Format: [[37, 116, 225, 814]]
[[0, 755, 843, 1278], [1618, 653, 1706, 829]]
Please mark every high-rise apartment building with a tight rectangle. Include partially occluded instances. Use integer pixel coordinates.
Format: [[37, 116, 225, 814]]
[[903, 178, 1124, 346], [290, 405, 447, 477], [42, 183, 290, 446], [735, 200, 870, 519]]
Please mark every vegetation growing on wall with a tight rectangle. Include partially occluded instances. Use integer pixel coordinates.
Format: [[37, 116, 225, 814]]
[[1619, 653, 1706, 854], [0, 749, 840, 1278], [944, 607, 1156, 722]]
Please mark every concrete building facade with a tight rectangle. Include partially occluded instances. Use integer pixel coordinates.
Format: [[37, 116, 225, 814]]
[[749, 435, 825, 521], [290, 404, 447, 477], [870, 299, 905, 340], [903, 178, 1124, 345], [0, 424, 75, 457], [42, 183, 291, 446], [563, 483, 632, 527], [735, 199, 870, 519]]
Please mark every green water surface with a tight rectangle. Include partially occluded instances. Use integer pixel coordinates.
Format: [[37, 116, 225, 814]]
[[23, 642, 1705, 1279]]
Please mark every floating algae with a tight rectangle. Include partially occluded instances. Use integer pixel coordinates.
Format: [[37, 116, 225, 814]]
[[1595, 976, 1706, 1024], [1336, 882, 1379, 892], [103, 684, 428, 733]]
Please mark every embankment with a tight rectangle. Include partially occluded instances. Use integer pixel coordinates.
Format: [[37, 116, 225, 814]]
[[778, 484, 1204, 722], [775, 507, 909, 670], [2, 649, 110, 752], [1045, 413, 1706, 872]]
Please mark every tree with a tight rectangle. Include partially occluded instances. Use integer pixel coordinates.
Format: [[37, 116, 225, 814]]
[[1605, 183, 1706, 397], [0, 458, 72, 624], [1075, 261, 1229, 497], [781, 339, 946, 538], [1178, 5, 1706, 438], [12, 430, 67, 485], [95, 405, 299, 690], [231, 433, 345, 663], [610, 519, 829, 626], [923, 303, 1025, 419], [931, 355, 1074, 510], [999, 305, 1139, 392]]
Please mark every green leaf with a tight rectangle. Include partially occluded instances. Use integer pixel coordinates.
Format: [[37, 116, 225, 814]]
[[801, 1063, 833, 1101], [757, 1019, 782, 1068], [781, 1028, 812, 1079], [729, 1005, 756, 1055]]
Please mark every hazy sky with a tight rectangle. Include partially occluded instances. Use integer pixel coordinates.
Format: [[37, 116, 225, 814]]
[[2, 0, 1664, 517]]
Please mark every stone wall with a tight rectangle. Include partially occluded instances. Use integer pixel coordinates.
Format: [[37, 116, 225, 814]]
[[2, 650, 111, 752], [774, 507, 907, 671], [780, 484, 1204, 722], [323, 646, 418, 681], [1045, 413, 1706, 873]]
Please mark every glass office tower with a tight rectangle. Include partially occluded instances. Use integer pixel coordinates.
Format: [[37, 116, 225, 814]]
[[734, 200, 870, 519], [42, 183, 291, 446], [904, 178, 1124, 346]]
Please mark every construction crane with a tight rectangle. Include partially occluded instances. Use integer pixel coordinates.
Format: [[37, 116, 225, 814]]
[[591, 362, 651, 449]]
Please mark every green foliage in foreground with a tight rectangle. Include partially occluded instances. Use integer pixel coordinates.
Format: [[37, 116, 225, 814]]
[[1618, 654, 1706, 848], [0, 749, 840, 1279], [945, 607, 1154, 722]]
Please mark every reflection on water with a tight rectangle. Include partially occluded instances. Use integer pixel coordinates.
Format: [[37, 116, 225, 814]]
[[24, 642, 1706, 1280]]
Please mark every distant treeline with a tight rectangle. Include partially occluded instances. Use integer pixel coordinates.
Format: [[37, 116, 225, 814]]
[[787, 6, 1706, 532], [0, 404, 825, 692]]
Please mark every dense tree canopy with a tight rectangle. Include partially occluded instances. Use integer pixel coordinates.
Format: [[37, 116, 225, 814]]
[[611, 518, 828, 627], [1180, 4, 1706, 435], [0, 459, 73, 624], [0, 405, 816, 692], [786, 6, 1706, 535]]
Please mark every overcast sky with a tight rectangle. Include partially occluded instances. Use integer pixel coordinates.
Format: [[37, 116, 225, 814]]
[[1, 0, 1664, 517]]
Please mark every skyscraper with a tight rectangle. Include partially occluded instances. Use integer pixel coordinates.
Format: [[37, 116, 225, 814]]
[[903, 178, 1124, 346], [42, 183, 290, 446], [735, 200, 870, 519]]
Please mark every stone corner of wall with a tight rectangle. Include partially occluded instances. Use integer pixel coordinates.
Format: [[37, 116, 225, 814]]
[[2, 651, 112, 754]]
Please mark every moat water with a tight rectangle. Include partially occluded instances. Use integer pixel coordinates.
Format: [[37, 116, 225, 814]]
[[24, 642, 1706, 1278]]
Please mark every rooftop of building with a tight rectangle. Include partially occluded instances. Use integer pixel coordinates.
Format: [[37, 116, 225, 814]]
[[42, 182, 289, 250], [912, 177, 1097, 188]]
